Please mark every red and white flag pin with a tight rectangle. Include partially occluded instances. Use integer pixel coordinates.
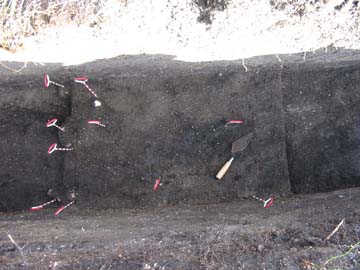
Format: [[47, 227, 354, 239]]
[[153, 178, 161, 191], [251, 195, 274, 208], [30, 199, 58, 211], [87, 120, 106, 127], [225, 120, 243, 127], [54, 200, 75, 216], [48, 143, 73, 154], [46, 118, 65, 131], [74, 77, 98, 98], [44, 74, 64, 88]]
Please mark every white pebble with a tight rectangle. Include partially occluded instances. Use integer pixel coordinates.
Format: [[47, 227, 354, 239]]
[[94, 100, 102, 107]]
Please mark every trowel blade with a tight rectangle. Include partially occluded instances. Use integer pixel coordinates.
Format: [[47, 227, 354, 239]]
[[231, 132, 253, 154]]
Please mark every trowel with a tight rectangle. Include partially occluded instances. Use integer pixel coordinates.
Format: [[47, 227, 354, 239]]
[[216, 132, 253, 180]]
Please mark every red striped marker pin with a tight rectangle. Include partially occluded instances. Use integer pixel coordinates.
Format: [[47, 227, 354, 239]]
[[252, 195, 274, 208], [225, 120, 243, 127], [153, 178, 161, 191], [74, 77, 98, 98], [87, 120, 106, 127], [30, 199, 58, 211], [47, 143, 73, 154], [46, 118, 65, 131], [54, 200, 75, 216], [44, 74, 64, 88]]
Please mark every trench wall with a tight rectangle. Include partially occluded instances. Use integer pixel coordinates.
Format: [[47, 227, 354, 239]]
[[0, 53, 359, 210]]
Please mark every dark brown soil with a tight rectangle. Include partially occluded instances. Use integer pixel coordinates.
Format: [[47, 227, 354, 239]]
[[1, 50, 360, 269], [1, 187, 359, 269], [2, 51, 360, 212]]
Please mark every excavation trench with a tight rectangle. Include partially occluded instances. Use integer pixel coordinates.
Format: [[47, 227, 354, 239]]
[[1, 51, 360, 210], [0, 51, 360, 269]]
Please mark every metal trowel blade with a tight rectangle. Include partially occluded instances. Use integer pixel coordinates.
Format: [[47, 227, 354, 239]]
[[231, 132, 253, 154]]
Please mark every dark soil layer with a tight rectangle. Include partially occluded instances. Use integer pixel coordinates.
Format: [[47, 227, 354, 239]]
[[61, 56, 289, 209], [1, 49, 360, 269], [1, 49, 360, 211], [0, 188, 359, 269], [0, 70, 70, 210], [283, 64, 360, 193]]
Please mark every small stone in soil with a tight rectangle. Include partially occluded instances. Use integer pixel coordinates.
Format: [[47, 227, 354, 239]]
[[257, 244, 264, 252]]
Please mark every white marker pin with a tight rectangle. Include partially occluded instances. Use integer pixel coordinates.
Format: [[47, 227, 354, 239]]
[[46, 118, 65, 131], [74, 77, 98, 98], [48, 143, 73, 154], [87, 120, 106, 127], [44, 74, 64, 88]]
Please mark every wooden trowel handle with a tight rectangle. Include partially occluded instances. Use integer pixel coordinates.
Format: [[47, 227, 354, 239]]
[[216, 157, 234, 180]]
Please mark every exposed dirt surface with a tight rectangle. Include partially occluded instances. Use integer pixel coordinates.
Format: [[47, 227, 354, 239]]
[[283, 63, 360, 194], [1, 50, 360, 211], [0, 50, 360, 269], [0, 188, 359, 269]]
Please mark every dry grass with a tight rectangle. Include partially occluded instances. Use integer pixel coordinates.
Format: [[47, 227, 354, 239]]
[[0, 0, 114, 52], [0, 0, 360, 65]]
